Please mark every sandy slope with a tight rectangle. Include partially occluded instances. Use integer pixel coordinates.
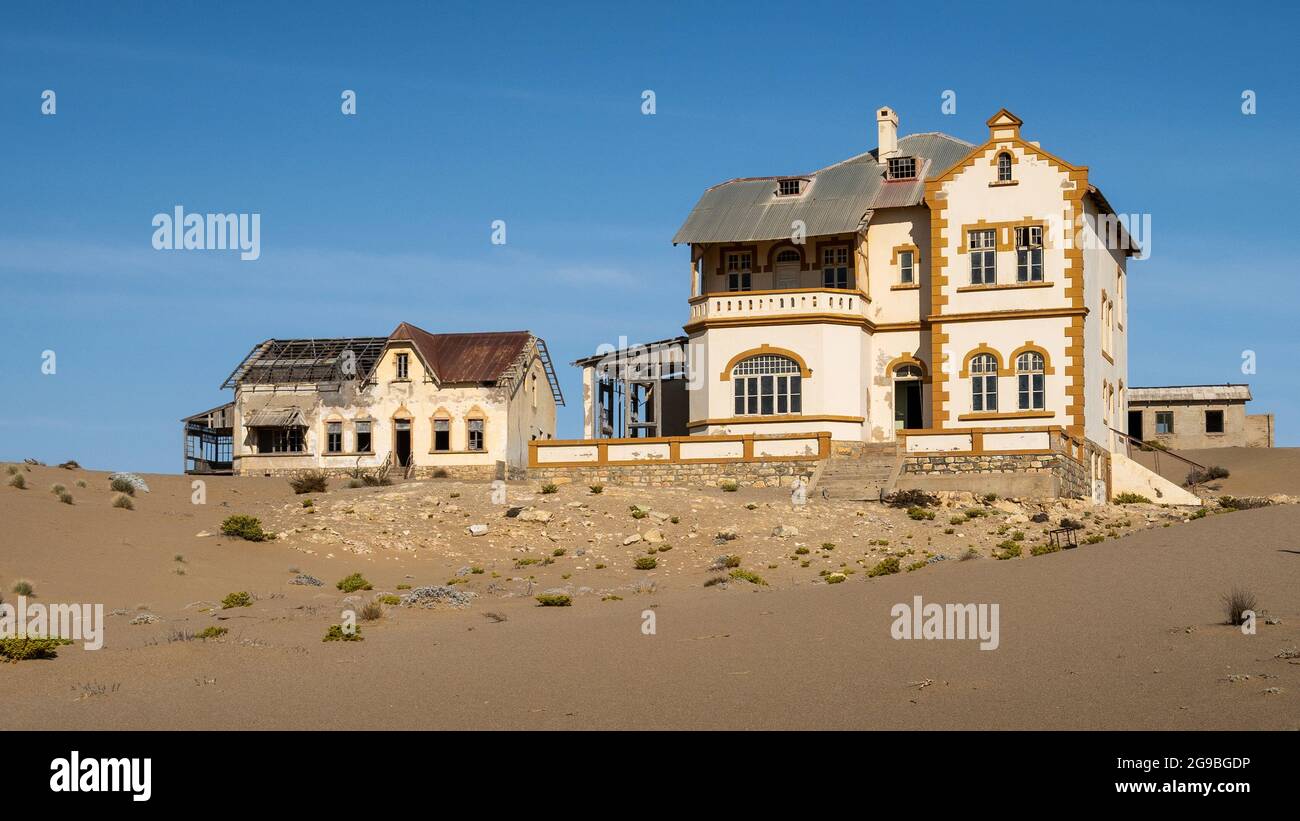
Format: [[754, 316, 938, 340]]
[[1, 463, 1296, 730], [1133, 446, 1300, 496]]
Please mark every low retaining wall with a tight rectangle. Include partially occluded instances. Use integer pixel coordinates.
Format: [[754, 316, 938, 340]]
[[895, 426, 1094, 499], [527, 432, 828, 489]]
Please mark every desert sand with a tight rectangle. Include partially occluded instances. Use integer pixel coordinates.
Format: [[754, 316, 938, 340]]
[[1, 457, 1297, 730]]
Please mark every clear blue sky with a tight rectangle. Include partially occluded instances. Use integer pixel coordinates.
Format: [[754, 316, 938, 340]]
[[2, 0, 1297, 472]]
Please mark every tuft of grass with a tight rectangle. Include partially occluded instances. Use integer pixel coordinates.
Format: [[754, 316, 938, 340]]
[[4, 465, 17, 475], [58, 491, 74, 505], [949, 516, 966, 525], [905, 561, 927, 573], [112, 493, 133, 510], [359, 599, 384, 621], [376, 594, 401, 605], [196, 626, 227, 640], [0, 636, 73, 660], [109, 477, 135, 495], [540, 483, 559, 495], [589, 484, 604, 494], [719, 480, 739, 492], [960, 547, 981, 561], [963, 508, 988, 519], [1186, 465, 1230, 486], [396, 583, 411, 590], [885, 489, 937, 509], [535, 593, 572, 607], [1084, 534, 1105, 545], [288, 471, 329, 494], [630, 508, 648, 519], [723, 555, 742, 568], [866, 557, 901, 578], [994, 542, 1022, 560], [1029, 542, 1059, 557], [336, 573, 373, 593], [634, 556, 658, 570], [1113, 492, 1151, 505], [8, 473, 28, 489], [76, 480, 87, 488], [907, 507, 935, 521], [12, 580, 35, 596], [1059, 517, 1084, 531], [323, 624, 363, 642], [49, 483, 66, 495], [302, 498, 314, 508], [552, 548, 566, 557], [220, 514, 269, 541], [728, 568, 767, 586], [1222, 587, 1257, 626], [1190, 507, 1207, 519], [221, 591, 252, 609], [983, 492, 999, 502]]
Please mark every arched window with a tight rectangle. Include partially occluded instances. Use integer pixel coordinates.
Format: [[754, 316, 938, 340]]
[[733, 355, 802, 416], [1016, 352, 1045, 410], [997, 152, 1013, 182], [970, 353, 998, 412], [894, 364, 923, 380], [775, 249, 800, 264]]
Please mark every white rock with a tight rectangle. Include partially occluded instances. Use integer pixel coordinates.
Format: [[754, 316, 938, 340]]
[[467, 524, 489, 536], [623, 533, 642, 545]]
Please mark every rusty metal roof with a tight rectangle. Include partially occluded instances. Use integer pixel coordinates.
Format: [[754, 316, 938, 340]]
[[672, 133, 974, 244]]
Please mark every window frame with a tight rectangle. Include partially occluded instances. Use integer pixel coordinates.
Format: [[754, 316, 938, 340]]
[[969, 229, 996, 285], [1015, 225, 1044, 282], [395, 352, 410, 380], [731, 355, 803, 417], [1155, 411, 1174, 435], [354, 420, 373, 454], [997, 152, 1013, 182], [887, 156, 917, 180], [899, 250, 915, 284], [467, 417, 485, 452], [325, 421, 343, 454], [821, 245, 849, 290], [970, 353, 998, 412], [1015, 352, 1045, 411], [725, 251, 753, 292], [433, 417, 451, 452], [1205, 409, 1225, 434]]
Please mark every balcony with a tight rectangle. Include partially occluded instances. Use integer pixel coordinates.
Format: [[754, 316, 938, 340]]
[[686, 287, 869, 328]]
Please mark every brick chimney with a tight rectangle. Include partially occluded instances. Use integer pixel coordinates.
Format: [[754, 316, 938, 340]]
[[877, 106, 899, 158]]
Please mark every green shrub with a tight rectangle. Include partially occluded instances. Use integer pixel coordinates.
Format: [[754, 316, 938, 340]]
[[109, 477, 135, 495], [7, 473, 28, 490], [12, 580, 34, 596], [983, 492, 999, 502], [963, 508, 988, 519], [724, 555, 741, 568], [824, 573, 847, 584], [196, 626, 228, 639], [866, 557, 901, 577], [720, 480, 739, 492], [994, 542, 1022, 560], [3, 465, 17, 475], [907, 507, 935, 521], [728, 568, 767, 585], [589, 484, 604, 494], [221, 591, 252, 609], [111, 493, 133, 510], [323, 624, 363, 642], [1190, 507, 1207, 519], [396, 583, 411, 590], [289, 471, 328, 494], [535, 593, 572, 606], [302, 498, 314, 508], [1010, 530, 1025, 541], [906, 561, 927, 572], [220, 514, 269, 541], [336, 573, 373, 593], [1113, 492, 1151, 505], [49, 483, 66, 494], [631, 508, 648, 519], [822, 542, 835, 550], [1030, 542, 1059, 556], [1059, 517, 1084, 530], [0, 636, 73, 660], [794, 546, 809, 555], [949, 516, 966, 525], [552, 548, 566, 557], [634, 556, 658, 570], [57, 491, 74, 505], [540, 483, 559, 494], [470, 567, 484, 574], [1084, 534, 1105, 544]]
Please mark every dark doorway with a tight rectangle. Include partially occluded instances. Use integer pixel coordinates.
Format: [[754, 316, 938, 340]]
[[394, 419, 411, 467], [1127, 410, 1143, 441], [894, 380, 923, 430]]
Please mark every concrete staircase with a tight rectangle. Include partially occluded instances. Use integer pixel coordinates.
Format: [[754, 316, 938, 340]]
[[813, 443, 900, 502]]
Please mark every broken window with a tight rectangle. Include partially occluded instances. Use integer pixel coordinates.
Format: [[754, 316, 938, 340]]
[[355, 420, 372, 453], [395, 353, 409, 380], [1155, 411, 1174, 434], [255, 426, 305, 453], [434, 418, 450, 452], [1015, 225, 1043, 282], [326, 421, 343, 453], [1205, 410, 1224, 434], [467, 418, 484, 451]]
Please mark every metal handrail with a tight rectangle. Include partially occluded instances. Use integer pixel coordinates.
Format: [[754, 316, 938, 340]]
[[1108, 427, 1208, 482]]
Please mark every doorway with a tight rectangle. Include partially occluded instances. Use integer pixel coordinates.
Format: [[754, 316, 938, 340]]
[[893, 366, 924, 430], [1127, 410, 1143, 441], [394, 418, 412, 467], [774, 250, 801, 289]]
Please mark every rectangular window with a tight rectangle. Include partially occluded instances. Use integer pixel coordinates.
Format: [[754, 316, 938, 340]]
[[467, 419, 484, 451], [899, 250, 915, 284], [1155, 411, 1174, 435], [326, 421, 343, 454], [969, 229, 996, 285], [821, 247, 849, 289], [255, 426, 305, 453], [395, 353, 409, 380], [1017, 374, 1044, 410], [1015, 225, 1043, 282], [725, 252, 752, 292], [887, 156, 917, 180], [972, 375, 997, 412], [355, 421, 372, 453], [734, 374, 800, 416], [1205, 410, 1224, 434], [777, 179, 803, 196], [433, 418, 450, 452]]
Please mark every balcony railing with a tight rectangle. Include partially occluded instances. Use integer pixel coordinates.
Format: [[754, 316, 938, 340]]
[[687, 287, 868, 325]]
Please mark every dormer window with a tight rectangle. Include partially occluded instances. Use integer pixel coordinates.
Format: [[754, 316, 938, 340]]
[[887, 156, 917, 180], [997, 152, 1013, 182], [776, 178, 804, 196]]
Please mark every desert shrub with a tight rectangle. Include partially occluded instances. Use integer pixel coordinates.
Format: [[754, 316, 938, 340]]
[[376, 594, 401, 605], [825, 572, 847, 584], [728, 568, 767, 585], [359, 600, 384, 621], [1030, 542, 1060, 557], [0, 636, 73, 661], [794, 546, 809, 555], [8, 474, 27, 489], [1010, 530, 1025, 541], [109, 477, 135, 495], [301, 498, 314, 508], [703, 576, 727, 587], [111, 493, 133, 510], [905, 561, 927, 573], [1218, 496, 1269, 511], [221, 591, 252, 609], [822, 542, 835, 550], [983, 492, 999, 503], [885, 489, 937, 509], [336, 573, 373, 593], [76, 480, 86, 488], [949, 516, 966, 525], [49, 483, 66, 495], [360, 474, 392, 487], [866, 557, 901, 577], [589, 484, 604, 494], [289, 471, 328, 494], [907, 507, 935, 521], [719, 481, 739, 492], [396, 583, 411, 590], [1059, 517, 1084, 530], [12, 580, 34, 596], [1190, 507, 1207, 519], [323, 624, 363, 642], [1113, 492, 1151, 505], [220, 514, 269, 541], [58, 491, 73, 505], [552, 548, 566, 557], [540, 483, 559, 494], [994, 542, 1022, 560], [3, 465, 16, 476], [1222, 587, 1257, 626], [630, 508, 648, 519], [1186, 465, 1230, 486], [960, 547, 981, 561], [963, 508, 988, 519], [430, 468, 449, 478], [657, 544, 672, 552], [196, 626, 227, 639], [347, 478, 365, 488], [1084, 534, 1105, 544], [634, 556, 658, 570], [723, 555, 742, 568], [535, 593, 572, 607]]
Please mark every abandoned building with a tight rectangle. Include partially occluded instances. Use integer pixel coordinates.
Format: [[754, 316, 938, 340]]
[[184, 322, 562, 479], [535, 106, 1197, 504], [1127, 385, 1273, 450]]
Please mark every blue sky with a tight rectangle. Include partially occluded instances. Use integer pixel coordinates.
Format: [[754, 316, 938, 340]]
[[2, 0, 1297, 472]]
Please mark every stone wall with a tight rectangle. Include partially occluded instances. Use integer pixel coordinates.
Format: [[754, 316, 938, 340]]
[[527, 459, 816, 489], [898, 451, 1088, 499]]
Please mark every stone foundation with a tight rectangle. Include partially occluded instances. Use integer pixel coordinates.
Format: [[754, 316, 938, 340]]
[[527, 459, 816, 489], [897, 448, 1091, 499]]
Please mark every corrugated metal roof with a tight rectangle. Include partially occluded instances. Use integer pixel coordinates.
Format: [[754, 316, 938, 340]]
[[390, 322, 533, 383], [1129, 385, 1252, 403], [672, 133, 974, 244], [223, 337, 388, 388], [245, 407, 308, 427]]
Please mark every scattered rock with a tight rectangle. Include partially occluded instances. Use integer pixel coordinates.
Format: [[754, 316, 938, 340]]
[[623, 533, 642, 546], [466, 524, 489, 537], [108, 472, 150, 493], [129, 613, 159, 625], [289, 574, 323, 586], [771, 524, 800, 538], [642, 528, 666, 544], [517, 508, 554, 524], [717, 525, 739, 541], [401, 585, 476, 609], [1030, 513, 1050, 524]]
